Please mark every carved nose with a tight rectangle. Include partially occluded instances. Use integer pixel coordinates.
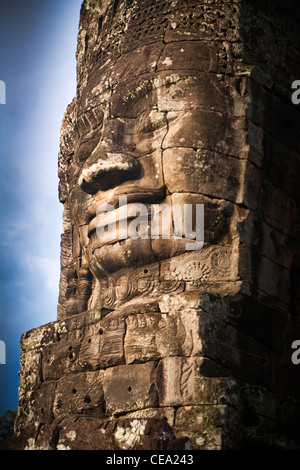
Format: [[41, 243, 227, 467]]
[[78, 147, 142, 194]]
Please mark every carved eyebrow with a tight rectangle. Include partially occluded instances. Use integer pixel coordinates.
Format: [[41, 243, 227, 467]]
[[138, 115, 167, 135], [121, 78, 154, 104], [75, 105, 104, 138]]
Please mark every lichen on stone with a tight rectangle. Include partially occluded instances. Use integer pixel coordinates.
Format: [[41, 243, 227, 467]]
[[114, 419, 146, 450]]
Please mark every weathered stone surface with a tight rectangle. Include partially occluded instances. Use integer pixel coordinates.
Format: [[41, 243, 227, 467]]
[[42, 333, 82, 381], [53, 370, 105, 419], [198, 312, 274, 387], [103, 362, 158, 415], [199, 293, 290, 351], [163, 147, 245, 202], [35, 424, 61, 451], [17, 381, 56, 432], [124, 312, 181, 363], [124, 407, 175, 427], [113, 417, 190, 450], [12, 0, 300, 451], [23, 416, 191, 451], [56, 416, 118, 451], [157, 41, 219, 73], [157, 357, 202, 407], [173, 405, 224, 450], [79, 315, 125, 369]]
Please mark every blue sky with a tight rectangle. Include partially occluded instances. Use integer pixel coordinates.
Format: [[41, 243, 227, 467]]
[[0, 0, 83, 414]]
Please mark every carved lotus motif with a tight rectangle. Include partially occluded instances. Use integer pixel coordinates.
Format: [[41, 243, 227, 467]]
[[170, 261, 210, 283]]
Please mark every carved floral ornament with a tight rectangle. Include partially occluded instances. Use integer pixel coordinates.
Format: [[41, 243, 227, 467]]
[[99, 246, 235, 308]]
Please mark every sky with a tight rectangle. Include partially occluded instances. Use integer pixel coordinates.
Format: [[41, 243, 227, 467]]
[[0, 0, 83, 414]]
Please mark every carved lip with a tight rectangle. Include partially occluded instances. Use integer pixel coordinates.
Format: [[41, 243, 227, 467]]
[[87, 189, 165, 239], [88, 203, 148, 237]]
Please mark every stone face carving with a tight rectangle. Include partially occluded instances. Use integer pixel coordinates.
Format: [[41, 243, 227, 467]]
[[9, 0, 300, 452], [57, 0, 249, 318]]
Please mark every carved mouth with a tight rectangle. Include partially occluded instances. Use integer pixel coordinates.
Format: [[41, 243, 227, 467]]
[[88, 203, 148, 238], [87, 190, 165, 237], [87, 189, 166, 243]]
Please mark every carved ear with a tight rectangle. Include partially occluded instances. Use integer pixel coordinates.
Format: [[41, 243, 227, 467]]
[[58, 189, 94, 320], [62, 264, 93, 318], [58, 99, 77, 204]]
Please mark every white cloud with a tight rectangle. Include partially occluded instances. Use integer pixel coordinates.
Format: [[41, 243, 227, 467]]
[[25, 254, 60, 296]]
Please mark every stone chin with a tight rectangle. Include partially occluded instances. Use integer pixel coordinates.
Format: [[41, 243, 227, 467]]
[[89, 238, 156, 279]]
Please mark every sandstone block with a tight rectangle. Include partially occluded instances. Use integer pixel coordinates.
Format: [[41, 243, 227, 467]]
[[262, 181, 298, 238], [35, 424, 61, 450], [157, 41, 219, 73], [163, 110, 247, 159], [257, 255, 290, 304], [79, 315, 125, 369], [156, 357, 229, 407], [124, 312, 180, 364], [163, 147, 245, 203], [54, 370, 105, 419], [155, 72, 232, 114], [114, 417, 186, 450], [42, 332, 82, 381], [198, 310, 273, 387], [16, 381, 56, 432], [173, 405, 224, 450], [104, 362, 158, 415], [200, 293, 289, 352], [55, 415, 190, 450], [56, 415, 117, 451]]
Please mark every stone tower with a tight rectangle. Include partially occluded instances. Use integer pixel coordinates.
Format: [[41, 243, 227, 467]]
[[13, 0, 300, 450]]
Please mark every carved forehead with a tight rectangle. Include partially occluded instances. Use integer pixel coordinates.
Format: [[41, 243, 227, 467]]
[[77, 39, 228, 117], [78, 0, 239, 69], [76, 0, 239, 111]]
